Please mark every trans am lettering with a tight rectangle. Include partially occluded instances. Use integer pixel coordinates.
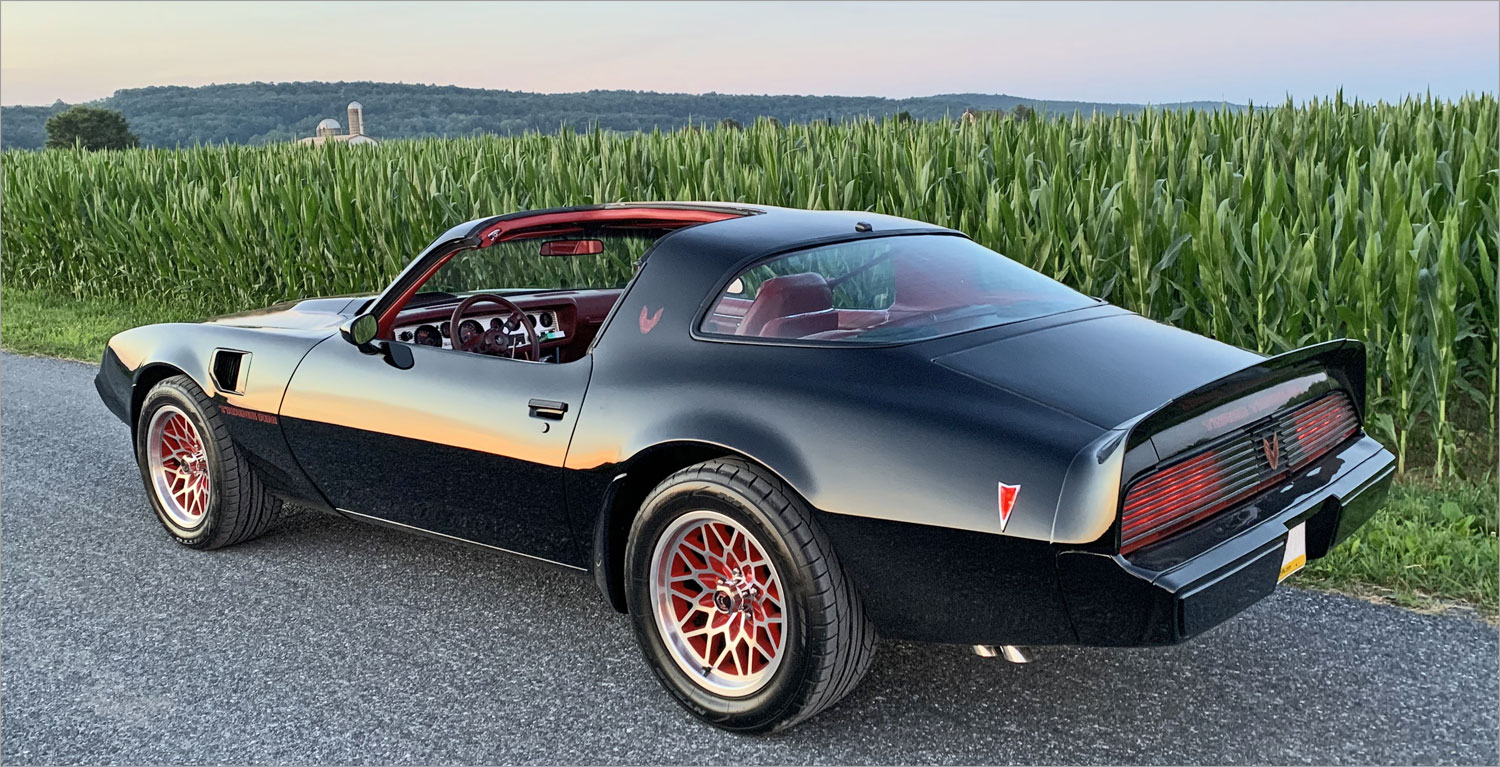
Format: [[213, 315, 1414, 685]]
[[219, 404, 278, 425]]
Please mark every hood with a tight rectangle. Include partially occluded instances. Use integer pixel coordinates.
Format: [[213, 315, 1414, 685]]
[[934, 312, 1264, 429], [207, 295, 372, 331]]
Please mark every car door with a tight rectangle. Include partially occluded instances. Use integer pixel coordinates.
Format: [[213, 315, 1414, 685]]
[[278, 335, 591, 566]]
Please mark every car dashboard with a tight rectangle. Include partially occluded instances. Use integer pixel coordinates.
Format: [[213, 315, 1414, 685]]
[[393, 308, 566, 352], [387, 289, 625, 365]]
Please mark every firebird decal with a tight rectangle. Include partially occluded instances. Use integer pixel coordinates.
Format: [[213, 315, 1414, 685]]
[[1261, 433, 1281, 470], [639, 305, 663, 334], [997, 482, 1020, 531]]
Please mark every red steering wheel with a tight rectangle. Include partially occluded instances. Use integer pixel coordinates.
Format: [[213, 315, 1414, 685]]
[[449, 293, 541, 361]]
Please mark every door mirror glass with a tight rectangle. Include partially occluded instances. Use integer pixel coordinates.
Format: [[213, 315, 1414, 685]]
[[381, 339, 415, 370], [341, 314, 379, 348]]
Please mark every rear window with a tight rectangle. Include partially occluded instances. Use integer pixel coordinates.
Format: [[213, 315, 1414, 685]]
[[700, 235, 1096, 343]]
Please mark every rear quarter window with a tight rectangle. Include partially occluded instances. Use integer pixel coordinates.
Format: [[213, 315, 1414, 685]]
[[700, 234, 1096, 343]]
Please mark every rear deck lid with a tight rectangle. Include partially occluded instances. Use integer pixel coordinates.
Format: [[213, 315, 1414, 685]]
[[934, 312, 1263, 429]]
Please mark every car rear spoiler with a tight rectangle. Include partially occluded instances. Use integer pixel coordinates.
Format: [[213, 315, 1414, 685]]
[[1123, 339, 1369, 455]]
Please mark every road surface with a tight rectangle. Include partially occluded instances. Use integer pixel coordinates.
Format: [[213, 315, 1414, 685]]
[[2, 352, 1495, 764]]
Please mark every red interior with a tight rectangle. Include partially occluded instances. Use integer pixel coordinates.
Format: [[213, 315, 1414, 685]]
[[392, 289, 621, 362], [711, 278, 1069, 341], [735, 274, 835, 337], [709, 251, 1023, 341], [539, 239, 605, 256], [471, 207, 740, 246], [377, 207, 744, 339]]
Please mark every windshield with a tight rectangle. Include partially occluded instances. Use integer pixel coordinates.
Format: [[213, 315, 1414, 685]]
[[418, 233, 659, 297], [700, 234, 1096, 343]]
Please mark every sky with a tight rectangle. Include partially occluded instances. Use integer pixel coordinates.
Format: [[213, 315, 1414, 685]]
[[1, 1, 1496, 107]]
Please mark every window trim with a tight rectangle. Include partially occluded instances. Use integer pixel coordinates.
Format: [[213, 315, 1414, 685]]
[[690, 230, 1102, 349]]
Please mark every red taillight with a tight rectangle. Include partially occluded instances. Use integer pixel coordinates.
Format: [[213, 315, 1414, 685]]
[[1119, 392, 1359, 554], [1287, 396, 1360, 469]]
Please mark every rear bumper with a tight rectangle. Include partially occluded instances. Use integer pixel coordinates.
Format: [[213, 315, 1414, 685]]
[[1057, 434, 1395, 646]]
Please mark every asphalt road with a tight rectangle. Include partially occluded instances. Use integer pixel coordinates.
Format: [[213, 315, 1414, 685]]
[[2, 352, 1496, 765]]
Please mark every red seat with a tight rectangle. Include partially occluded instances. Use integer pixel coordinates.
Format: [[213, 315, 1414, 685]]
[[736, 273, 834, 337], [759, 309, 839, 339]]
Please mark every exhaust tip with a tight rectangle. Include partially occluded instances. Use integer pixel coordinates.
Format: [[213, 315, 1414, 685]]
[[973, 644, 1031, 663]]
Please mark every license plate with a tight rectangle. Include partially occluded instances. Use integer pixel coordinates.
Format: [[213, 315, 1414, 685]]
[[1279, 523, 1307, 582]]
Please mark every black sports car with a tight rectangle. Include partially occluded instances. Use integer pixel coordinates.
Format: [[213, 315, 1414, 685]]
[[96, 202, 1395, 731]]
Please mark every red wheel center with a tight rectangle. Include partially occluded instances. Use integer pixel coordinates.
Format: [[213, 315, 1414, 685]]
[[653, 514, 787, 693], [150, 410, 211, 521]]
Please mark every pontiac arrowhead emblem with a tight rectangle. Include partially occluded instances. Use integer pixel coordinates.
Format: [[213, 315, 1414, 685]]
[[998, 482, 1020, 532], [639, 305, 663, 334], [1261, 433, 1281, 471]]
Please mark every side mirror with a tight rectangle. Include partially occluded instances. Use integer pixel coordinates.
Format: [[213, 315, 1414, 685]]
[[339, 314, 379, 351], [339, 313, 414, 370], [382, 341, 414, 370]]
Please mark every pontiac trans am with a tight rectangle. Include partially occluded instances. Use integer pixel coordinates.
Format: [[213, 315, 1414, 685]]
[[95, 202, 1395, 731]]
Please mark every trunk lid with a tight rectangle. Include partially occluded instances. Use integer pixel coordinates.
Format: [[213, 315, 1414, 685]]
[[934, 311, 1368, 450], [933, 312, 1265, 429]]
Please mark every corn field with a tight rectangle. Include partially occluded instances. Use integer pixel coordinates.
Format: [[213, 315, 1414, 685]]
[[2, 95, 1495, 476]]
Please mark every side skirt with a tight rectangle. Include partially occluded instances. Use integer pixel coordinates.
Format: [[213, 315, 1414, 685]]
[[337, 507, 588, 573]]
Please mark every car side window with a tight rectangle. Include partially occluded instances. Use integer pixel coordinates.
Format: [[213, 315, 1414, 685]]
[[700, 234, 1094, 343]]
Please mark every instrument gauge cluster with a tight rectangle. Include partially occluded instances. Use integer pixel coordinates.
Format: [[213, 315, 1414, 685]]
[[457, 319, 484, 346], [395, 308, 565, 352], [411, 325, 443, 347]]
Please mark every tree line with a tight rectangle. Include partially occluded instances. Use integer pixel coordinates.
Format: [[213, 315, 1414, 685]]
[[2, 80, 1242, 150]]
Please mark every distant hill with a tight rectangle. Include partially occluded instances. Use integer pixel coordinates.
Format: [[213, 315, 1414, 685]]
[[0, 81, 1245, 150]]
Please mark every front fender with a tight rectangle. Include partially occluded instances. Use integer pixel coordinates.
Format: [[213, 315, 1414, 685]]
[[98, 322, 336, 508], [106, 323, 331, 417]]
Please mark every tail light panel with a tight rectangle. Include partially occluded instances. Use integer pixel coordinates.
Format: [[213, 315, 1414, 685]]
[[1120, 391, 1359, 554]]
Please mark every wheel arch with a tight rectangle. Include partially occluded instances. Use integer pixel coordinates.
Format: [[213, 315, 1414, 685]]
[[130, 362, 196, 432], [108, 323, 231, 433], [590, 440, 806, 613]]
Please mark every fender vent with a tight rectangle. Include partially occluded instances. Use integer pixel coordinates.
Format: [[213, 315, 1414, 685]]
[[211, 349, 250, 395]]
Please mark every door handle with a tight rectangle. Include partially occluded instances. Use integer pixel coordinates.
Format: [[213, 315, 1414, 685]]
[[528, 398, 569, 420]]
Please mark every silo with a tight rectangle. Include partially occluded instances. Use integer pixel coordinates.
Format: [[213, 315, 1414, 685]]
[[347, 102, 364, 136], [316, 118, 341, 138]]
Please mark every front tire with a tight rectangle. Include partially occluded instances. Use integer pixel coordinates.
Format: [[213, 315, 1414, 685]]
[[625, 458, 875, 732], [134, 375, 279, 549]]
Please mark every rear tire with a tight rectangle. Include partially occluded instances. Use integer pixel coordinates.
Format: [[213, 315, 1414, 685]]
[[625, 457, 875, 732], [134, 375, 279, 549]]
